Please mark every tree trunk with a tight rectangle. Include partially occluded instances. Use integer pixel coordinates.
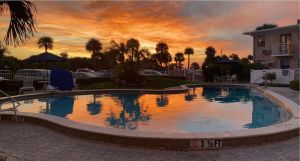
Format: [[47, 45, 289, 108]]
[[188, 55, 190, 69], [45, 46, 47, 53]]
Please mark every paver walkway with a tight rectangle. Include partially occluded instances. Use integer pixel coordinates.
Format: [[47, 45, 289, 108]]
[[0, 122, 299, 161], [269, 87, 299, 104]]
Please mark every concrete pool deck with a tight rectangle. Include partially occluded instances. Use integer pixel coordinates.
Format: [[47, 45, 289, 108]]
[[0, 122, 299, 161]]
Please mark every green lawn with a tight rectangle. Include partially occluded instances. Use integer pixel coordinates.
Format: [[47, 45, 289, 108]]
[[80, 77, 195, 90]]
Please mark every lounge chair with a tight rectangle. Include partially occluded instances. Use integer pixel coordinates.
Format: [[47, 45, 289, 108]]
[[19, 80, 35, 94]]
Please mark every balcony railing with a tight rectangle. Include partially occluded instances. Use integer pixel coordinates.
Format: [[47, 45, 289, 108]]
[[271, 43, 292, 56]]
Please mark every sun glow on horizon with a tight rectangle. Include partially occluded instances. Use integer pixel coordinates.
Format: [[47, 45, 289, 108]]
[[0, 1, 298, 66]]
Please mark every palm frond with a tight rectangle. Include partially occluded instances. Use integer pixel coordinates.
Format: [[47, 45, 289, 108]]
[[0, 1, 37, 46]]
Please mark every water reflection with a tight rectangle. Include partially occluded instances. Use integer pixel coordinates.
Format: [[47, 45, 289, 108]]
[[201, 87, 251, 103], [40, 96, 74, 117], [185, 88, 197, 101], [244, 92, 281, 128], [8, 86, 289, 132], [156, 94, 169, 107], [106, 94, 151, 129], [87, 94, 102, 115]]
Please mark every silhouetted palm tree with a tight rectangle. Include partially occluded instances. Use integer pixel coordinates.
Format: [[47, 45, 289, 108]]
[[229, 53, 240, 61], [126, 38, 140, 62], [136, 48, 150, 63], [86, 38, 102, 70], [184, 47, 194, 69], [0, 1, 37, 46], [110, 40, 127, 64], [155, 42, 171, 68], [202, 46, 216, 69], [37, 36, 53, 53], [174, 52, 185, 68]]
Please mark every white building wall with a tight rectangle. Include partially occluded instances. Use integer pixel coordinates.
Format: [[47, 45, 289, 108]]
[[250, 69, 295, 84]]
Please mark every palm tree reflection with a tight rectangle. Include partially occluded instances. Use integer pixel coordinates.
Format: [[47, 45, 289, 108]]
[[156, 94, 169, 107], [106, 94, 151, 130], [87, 94, 102, 115], [185, 88, 197, 101]]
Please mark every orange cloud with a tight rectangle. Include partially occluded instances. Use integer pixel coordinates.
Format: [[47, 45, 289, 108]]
[[0, 1, 298, 66]]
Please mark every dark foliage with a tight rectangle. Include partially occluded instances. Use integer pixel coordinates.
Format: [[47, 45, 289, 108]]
[[255, 23, 277, 31], [289, 80, 299, 91]]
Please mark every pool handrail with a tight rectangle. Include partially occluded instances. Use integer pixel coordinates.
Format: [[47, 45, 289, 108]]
[[0, 90, 21, 122]]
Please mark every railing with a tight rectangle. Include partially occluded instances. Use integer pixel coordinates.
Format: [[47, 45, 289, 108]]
[[271, 43, 292, 56], [0, 73, 13, 80], [0, 90, 21, 122]]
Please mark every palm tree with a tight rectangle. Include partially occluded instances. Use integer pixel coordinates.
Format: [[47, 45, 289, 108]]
[[174, 52, 185, 68], [155, 42, 171, 68], [0, 1, 37, 46], [86, 38, 102, 69], [202, 46, 216, 69], [229, 53, 240, 61], [184, 47, 194, 69], [126, 38, 140, 62], [37, 36, 53, 53], [110, 40, 127, 64]]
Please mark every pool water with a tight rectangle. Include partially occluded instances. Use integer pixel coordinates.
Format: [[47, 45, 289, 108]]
[[3, 87, 291, 133]]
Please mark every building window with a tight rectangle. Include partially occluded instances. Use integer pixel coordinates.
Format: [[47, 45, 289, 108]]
[[257, 36, 265, 47], [280, 59, 290, 69], [280, 34, 291, 44]]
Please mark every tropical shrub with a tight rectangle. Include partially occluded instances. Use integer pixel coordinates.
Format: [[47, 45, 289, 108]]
[[0, 80, 22, 92], [289, 80, 299, 91], [114, 61, 146, 87], [262, 72, 276, 84], [203, 64, 222, 82]]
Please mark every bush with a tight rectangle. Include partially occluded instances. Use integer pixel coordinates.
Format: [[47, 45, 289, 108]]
[[0, 80, 22, 91], [114, 61, 146, 87], [263, 72, 276, 84], [289, 80, 299, 91], [76, 77, 111, 86]]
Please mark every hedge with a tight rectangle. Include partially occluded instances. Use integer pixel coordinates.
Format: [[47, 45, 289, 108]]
[[289, 80, 299, 91]]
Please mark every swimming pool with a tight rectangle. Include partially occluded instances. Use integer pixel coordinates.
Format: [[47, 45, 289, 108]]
[[2, 87, 291, 133]]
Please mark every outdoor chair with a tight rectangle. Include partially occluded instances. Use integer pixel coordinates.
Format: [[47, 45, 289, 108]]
[[19, 80, 35, 94]]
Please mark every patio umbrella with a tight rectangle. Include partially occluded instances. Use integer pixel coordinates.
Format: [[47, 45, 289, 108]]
[[24, 52, 66, 62]]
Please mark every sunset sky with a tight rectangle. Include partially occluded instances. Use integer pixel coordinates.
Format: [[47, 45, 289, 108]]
[[0, 1, 298, 65]]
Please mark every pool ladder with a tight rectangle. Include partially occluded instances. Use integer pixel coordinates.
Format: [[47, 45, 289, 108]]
[[0, 90, 21, 122]]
